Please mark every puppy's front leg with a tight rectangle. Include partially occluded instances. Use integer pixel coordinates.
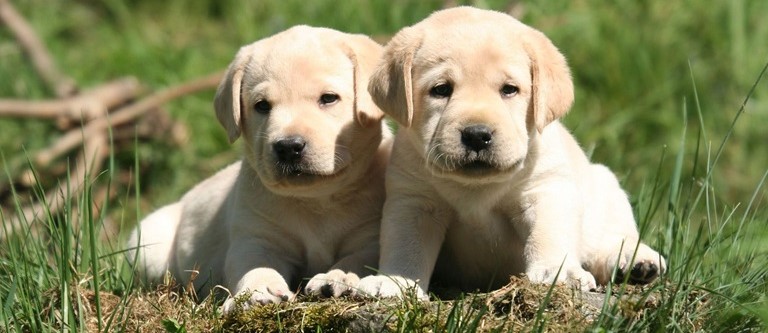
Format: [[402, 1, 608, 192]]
[[520, 184, 597, 290], [222, 241, 295, 314], [356, 195, 449, 299]]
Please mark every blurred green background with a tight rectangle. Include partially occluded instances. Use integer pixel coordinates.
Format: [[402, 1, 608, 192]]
[[1, 0, 766, 229]]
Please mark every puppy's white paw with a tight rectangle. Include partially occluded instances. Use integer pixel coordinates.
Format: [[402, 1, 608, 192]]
[[355, 275, 428, 300], [221, 284, 295, 315], [526, 264, 597, 291], [615, 243, 666, 285], [305, 269, 360, 298]]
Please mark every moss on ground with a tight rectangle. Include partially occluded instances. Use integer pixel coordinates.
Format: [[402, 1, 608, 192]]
[[222, 297, 356, 332], [37, 277, 708, 332], [218, 277, 687, 332]]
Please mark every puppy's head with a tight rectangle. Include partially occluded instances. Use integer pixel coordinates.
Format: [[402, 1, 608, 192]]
[[370, 7, 573, 184], [215, 26, 385, 196]]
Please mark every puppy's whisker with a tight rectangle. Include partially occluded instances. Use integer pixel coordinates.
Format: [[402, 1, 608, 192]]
[[425, 144, 440, 162], [432, 152, 445, 166], [253, 131, 270, 140], [425, 151, 438, 169], [426, 143, 446, 169], [333, 153, 345, 166]]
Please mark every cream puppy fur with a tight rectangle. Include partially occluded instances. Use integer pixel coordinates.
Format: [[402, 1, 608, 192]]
[[126, 26, 391, 312], [357, 7, 666, 298]]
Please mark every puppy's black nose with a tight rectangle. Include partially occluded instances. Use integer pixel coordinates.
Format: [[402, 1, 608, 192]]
[[273, 136, 306, 163], [461, 125, 493, 152]]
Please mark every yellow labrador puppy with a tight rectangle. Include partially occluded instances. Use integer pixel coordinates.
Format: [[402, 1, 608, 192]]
[[357, 7, 665, 298], [126, 26, 391, 313]]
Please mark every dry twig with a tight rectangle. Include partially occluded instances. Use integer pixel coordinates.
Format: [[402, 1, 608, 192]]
[[34, 71, 223, 167], [0, 77, 142, 123]]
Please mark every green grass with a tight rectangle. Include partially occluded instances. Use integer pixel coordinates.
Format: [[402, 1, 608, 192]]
[[1, 0, 767, 331]]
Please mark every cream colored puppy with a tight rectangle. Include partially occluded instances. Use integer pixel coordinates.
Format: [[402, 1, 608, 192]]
[[357, 7, 666, 298], [126, 26, 391, 313]]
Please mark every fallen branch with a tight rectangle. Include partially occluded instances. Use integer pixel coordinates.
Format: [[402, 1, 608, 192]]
[[34, 71, 224, 167], [0, 0, 77, 97], [0, 77, 142, 122]]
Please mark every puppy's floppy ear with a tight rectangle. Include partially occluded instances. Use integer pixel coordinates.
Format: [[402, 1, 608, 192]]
[[524, 28, 574, 132], [342, 35, 386, 127], [368, 27, 421, 128], [214, 47, 252, 143]]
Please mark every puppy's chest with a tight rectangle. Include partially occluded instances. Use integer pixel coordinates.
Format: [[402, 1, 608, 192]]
[[284, 209, 366, 241], [284, 208, 376, 264], [440, 208, 528, 288], [444, 193, 534, 259], [438, 199, 532, 290], [452, 207, 524, 242], [447, 188, 533, 228]]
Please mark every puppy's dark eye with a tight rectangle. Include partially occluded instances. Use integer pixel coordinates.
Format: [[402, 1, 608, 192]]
[[254, 100, 272, 114], [430, 83, 453, 98], [500, 84, 519, 97], [319, 93, 340, 105]]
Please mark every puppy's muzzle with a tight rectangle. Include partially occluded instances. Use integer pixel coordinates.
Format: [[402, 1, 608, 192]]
[[273, 136, 307, 165]]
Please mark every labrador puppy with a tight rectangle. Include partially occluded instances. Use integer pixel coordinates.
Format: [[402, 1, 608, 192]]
[[126, 26, 391, 313], [356, 7, 666, 298]]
